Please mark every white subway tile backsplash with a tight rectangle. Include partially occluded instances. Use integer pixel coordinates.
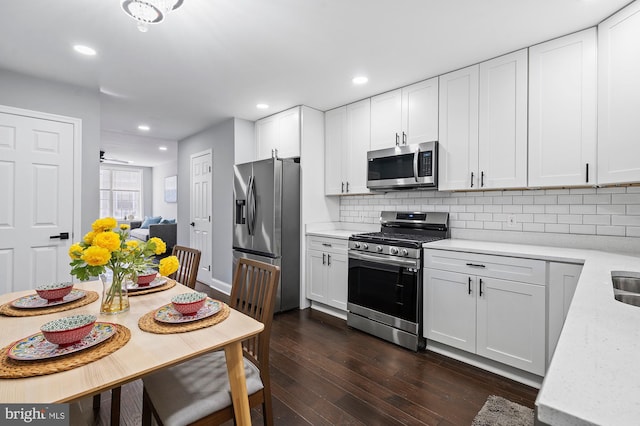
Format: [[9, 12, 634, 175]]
[[339, 187, 640, 244]]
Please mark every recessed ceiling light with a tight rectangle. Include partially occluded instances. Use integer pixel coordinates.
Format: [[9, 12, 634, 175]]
[[159, 146, 168, 151], [256, 103, 269, 110], [352, 76, 368, 85], [73, 45, 97, 56], [138, 125, 150, 131]]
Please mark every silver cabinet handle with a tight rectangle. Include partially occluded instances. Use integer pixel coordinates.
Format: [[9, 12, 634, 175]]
[[327, 254, 331, 266], [402, 131, 407, 144], [322, 243, 332, 247], [395, 133, 399, 146], [341, 182, 344, 193], [322, 253, 326, 265], [466, 263, 486, 268], [470, 171, 474, 188], [346, 182, 349, 193], [481, 171, 485, 187]]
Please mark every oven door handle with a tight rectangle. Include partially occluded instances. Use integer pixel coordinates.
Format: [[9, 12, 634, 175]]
[[349, 251, 419, 268]]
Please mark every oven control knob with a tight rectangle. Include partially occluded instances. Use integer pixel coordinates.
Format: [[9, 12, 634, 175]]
[[376, 245, 383, 252], [362, 243, 369, 250], [390, 247, 399, 255], [402, 249, 409, 256], [354, 242, 361, 249]]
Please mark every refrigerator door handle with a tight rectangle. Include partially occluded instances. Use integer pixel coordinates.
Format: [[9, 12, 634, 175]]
[[247, 175, 254, 235], [249, 175, 257, 236]]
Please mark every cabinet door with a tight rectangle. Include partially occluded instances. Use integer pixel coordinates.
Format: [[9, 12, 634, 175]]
[[598, 1, 640, 185], [478, 49, 528, 189], [276, 107, 300, 159], [325, 106, 347, 195], [438, 65, 480, 191], [402, 78, 439, 145], [346, 99, 371, 195], [547, 262, 582, 362], [370, 89, 402, 150], [529, 29, 597, 187], [326, 251, 348, 311], [255, 115, 278, 160], [306, 249, 327, 303], [424, 269, 476, 352], [476, 277, 546, 375]]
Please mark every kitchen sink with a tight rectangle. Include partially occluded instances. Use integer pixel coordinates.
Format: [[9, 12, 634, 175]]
[[612, 271, 640, 307]]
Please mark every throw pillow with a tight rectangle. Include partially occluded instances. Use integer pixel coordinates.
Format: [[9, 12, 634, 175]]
[[160, 218, 176, 224], [140, 216, 162, 229]]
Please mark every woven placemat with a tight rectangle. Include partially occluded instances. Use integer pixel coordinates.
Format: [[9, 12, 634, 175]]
[[127, 278, 176, 297], [138, 301, 230, 334], [0, 291, 100, 317], [0, 324, 131, 379]]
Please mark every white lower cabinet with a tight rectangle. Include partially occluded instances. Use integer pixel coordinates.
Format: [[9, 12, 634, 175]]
[[424, 249, 546, 376], [547, 262, 583, 362], [306, 236, 348, 311]]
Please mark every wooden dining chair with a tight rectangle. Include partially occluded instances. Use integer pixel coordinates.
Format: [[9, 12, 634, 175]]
[[141, 258, 280, 426], [169, 245, 201, 289]]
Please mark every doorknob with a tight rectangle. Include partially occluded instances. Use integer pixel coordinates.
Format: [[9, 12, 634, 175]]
[[50, 232, 69, 240], [190, 222, 195, 227]]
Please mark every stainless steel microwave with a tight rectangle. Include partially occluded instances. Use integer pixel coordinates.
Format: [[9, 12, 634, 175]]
[[366, 141, 438, 190]]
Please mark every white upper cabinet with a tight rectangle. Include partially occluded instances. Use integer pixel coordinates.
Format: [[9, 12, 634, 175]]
[[370, 78, 438, 150], [439, 50, 527, 191], [598, 1, 640, 185], [478, 49, 528, 189], [324, 106, 347, 195], [324, 100, 370, 195], [438, 65, 480, 191], [529, 29, 597, 187], [255, 106, 300, 160]]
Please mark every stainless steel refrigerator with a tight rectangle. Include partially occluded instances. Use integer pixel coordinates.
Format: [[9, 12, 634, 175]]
[[232, 157, 300, 312]]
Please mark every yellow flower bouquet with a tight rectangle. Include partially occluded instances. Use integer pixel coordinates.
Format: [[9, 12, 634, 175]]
[[69, 217, 180, 314]]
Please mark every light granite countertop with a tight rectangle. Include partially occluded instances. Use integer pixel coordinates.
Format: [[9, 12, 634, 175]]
[[305, 222, 377, 240], [424, 239, 640, 426]]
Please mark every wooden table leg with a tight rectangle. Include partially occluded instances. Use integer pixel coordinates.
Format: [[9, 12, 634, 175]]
[[110, 387, 121, 426], [224, 341, 251, 426]]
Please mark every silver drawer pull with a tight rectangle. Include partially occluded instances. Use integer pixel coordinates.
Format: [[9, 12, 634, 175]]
[[466, 263, 486, 268], [322, 243, 332, 247]]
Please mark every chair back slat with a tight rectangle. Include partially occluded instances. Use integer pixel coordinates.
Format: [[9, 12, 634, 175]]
[[169, 245, 201, 289], [230, 258, 280, 366]]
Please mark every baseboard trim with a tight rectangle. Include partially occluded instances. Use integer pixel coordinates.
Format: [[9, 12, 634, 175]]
[[309, 302, 347, 321], [199, 278, 231, 295]]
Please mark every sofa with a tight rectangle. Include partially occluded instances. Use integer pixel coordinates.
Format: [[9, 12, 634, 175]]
[[129, 220, 177, 258]]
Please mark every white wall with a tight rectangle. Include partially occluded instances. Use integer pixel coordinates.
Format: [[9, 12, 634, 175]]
[[0, 68, 100, 232], [152, 160, 178, 220], [178, 118, 235, 290], [233, 118, 255, 164], [340, 186, 640, 253]]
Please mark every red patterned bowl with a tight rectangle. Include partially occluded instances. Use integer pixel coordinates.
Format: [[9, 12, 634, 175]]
[[40, 314, 96, 346], [137, 271, 158, 286], [171, 292, 207, 315], [35, 282, 74, 301]]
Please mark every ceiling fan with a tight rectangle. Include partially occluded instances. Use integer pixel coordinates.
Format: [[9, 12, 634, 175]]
[[100, 150, 131, 164]]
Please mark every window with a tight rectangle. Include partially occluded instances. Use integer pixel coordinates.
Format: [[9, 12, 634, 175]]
[[100, 166, 143, 219]]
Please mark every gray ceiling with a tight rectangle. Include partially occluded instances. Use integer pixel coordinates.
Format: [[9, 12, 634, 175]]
[[0, 0, 633, 166]]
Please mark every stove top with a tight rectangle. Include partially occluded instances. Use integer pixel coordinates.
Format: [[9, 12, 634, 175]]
[[350, 232, 445, 248]]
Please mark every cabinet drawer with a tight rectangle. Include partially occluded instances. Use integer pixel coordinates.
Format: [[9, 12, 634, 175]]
[[307, 236, 348, 253], [424, 249, 546, 285]]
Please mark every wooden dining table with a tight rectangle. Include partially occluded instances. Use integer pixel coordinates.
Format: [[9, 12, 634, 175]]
[[0, 280, 263, 425]]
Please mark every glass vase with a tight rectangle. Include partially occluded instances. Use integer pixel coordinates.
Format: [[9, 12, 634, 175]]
[[99, 271, 130, 314]]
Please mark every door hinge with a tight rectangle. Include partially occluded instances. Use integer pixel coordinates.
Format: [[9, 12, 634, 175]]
[[208, 265, 211, 271], [209, 215, 211, 222]]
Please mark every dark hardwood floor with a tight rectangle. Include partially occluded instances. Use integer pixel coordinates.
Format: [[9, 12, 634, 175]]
[[81, 283, 538, 425]]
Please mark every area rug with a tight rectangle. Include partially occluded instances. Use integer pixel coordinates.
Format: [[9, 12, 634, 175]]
[[471, 395, 534, 426]]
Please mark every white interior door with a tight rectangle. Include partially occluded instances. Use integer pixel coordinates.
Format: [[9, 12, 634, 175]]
[[190, 150, 212, 284], [0, 107, 79, 294]]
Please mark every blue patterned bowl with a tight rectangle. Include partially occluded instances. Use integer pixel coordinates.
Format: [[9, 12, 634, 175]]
[[35, 281, 74, 301], [171, 292, 207, 315], [40, 314, 96, 346]]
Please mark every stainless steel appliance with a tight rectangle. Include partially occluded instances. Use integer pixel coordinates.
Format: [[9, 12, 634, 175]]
[[233, 157, 300, 312], [347, 211, 449, 351], [366, 141, 438, 190]]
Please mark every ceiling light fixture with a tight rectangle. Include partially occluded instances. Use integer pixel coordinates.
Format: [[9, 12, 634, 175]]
[[352, 76, 369, 85], [256, 103, 269, 110], [138, 124, 150, 131], [159, 146, 168, 151], [73, 45, 97, 56], [120, 0, 185, 32]]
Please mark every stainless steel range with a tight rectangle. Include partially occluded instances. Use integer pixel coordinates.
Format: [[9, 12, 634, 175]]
[[347, 211, 449, 351]]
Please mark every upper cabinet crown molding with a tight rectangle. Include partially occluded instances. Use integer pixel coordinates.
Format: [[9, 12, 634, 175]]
[[529, 28, 597, 188], [598, 1, 640, 185], [370, 78, 438, 150]]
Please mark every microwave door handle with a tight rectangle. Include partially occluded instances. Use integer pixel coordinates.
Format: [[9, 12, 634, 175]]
[[413, 150, 419, 182]]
